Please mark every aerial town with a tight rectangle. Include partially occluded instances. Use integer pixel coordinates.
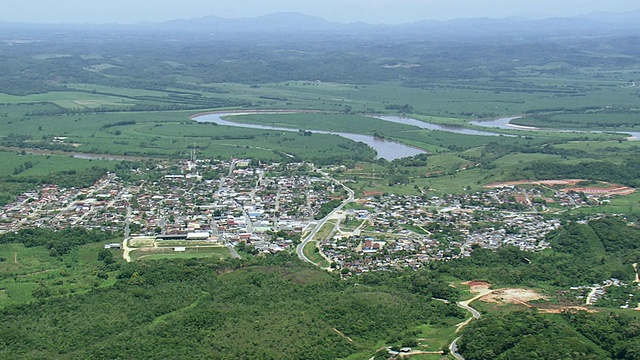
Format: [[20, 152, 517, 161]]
[[1, 157, 630, 275]]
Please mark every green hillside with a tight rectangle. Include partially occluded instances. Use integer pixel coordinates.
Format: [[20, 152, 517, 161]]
[[0, 256, 464, 359]]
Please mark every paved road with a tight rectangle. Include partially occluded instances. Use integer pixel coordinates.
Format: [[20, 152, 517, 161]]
[[449, 288, 492, 360], [297, 221, 325, 265], [449, 337, 465, 360], [296, 166, 354, 266], [226, 242, 241, 259], [457, 301, 481, 319]]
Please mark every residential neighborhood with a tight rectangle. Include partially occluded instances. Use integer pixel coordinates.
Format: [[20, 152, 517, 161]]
[[0, 158, 629, 273]]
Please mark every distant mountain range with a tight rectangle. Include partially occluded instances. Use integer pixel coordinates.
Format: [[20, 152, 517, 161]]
[[2, 10, 640, 38]]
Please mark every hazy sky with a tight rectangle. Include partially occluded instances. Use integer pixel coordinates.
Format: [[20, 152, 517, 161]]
[[4, 0, 639, 24]]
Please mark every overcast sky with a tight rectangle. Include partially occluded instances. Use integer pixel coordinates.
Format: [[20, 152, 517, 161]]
[[4, 0, 639, 24]]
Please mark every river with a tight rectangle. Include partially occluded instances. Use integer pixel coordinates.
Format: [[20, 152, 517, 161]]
[[192, 112, 640, 161], [192, 112, 426, 161], [472, 116, 640, 140], [374, 115, 506, 137]]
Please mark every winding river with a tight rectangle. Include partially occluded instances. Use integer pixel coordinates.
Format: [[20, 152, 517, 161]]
[[192, 112, 640, 161], [471, 116, 640, 140], [193, 112, 427, 161], [374, 115, 506, 137]]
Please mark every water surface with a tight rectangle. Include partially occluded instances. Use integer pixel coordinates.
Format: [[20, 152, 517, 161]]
[[193, 112, 426, 160]]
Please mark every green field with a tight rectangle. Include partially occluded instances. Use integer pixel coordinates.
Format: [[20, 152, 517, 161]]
[[302, 240, 331, 268], [0, 150, 116, 177], [0, 242, 121, 308], [131, 246, 231, 261]]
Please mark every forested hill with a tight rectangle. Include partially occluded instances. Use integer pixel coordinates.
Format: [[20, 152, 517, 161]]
[[458, 309, 640, 360], [0, 255, 464, 359]]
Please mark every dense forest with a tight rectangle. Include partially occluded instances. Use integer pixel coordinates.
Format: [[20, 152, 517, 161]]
[[458, 309, 640, 360], [0, 255, 464, 359]]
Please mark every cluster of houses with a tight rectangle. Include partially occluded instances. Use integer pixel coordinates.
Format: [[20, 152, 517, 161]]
[[321, 192, 562, 273], [0, 173, 128, 233], [570, 278, 633, 308], [146, 160, 339, 251], [0, 157, 627, 272], [0, 159, 339, 255]]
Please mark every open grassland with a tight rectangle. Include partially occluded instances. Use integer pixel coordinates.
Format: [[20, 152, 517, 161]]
[[303, 239, 332, 268], [0, 242, 121, 308], [568, 192, 640, 216], [0, 110, 375, 162], [0, 76, 636, 169], [0, 91, 136, 108], [0, 150, 116, 177], [132, 246, 231, 262], [0, 76, 638, 201]]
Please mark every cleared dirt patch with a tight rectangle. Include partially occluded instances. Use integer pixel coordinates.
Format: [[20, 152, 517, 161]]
[[484, 179, 585, 188], [562, 185, 635, 196], [481, 288, 547, 305], [465, 281, 491, 294], [485, 179, 635, 198]]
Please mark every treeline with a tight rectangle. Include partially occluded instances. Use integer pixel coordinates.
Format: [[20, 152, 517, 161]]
[[4, 166, 109, 189], [469, 141, 591, 164], [100, 120, 135, 130], [0, 134, 76, 153], [0, 227, 119, 257], [391, 153, 429, 167], [314, 199, 343, 219], [310, 142, 376, 166], [25, 102, 250, 117]]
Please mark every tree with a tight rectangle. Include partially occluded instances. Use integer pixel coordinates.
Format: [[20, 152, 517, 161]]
[[98, 248, 115, 265]]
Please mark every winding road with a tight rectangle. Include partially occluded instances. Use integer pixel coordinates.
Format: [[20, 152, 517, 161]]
[[448, 286, 493, 360]]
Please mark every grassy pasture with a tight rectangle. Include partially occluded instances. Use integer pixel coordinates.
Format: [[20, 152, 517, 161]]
[[0, 91, 135, 108], [0, 150, 116, 177], [303, 240, 331, 268], [0, 242, 121, 308], [0, 109, 377, 161]]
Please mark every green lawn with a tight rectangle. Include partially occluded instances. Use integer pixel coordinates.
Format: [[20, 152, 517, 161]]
[[132, 246, 231, 261]]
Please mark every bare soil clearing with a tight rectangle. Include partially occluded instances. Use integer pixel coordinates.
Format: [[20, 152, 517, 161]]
[[485, 179, 635, 196], [481, 288, 548, 304]]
